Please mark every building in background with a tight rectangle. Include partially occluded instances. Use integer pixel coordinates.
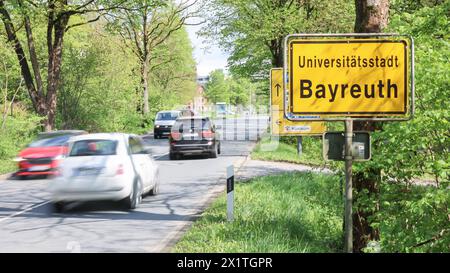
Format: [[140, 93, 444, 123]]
[[188, 76, 210, 114]]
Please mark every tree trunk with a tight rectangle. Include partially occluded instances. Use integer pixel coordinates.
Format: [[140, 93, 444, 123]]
[[45, 13, 69, 131], [0, 0, 39, 112], [142, 61, 150, 115], [1, 0, 69, 132], [270, 38, 284, 68], [355, 0, 389, 33], [353, 0, 389, 252]]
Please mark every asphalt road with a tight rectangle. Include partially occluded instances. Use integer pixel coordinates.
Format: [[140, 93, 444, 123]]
[[0, 118, 267, 252]]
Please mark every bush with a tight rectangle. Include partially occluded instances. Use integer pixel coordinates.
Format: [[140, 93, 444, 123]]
[[0, 105, 41, 174]]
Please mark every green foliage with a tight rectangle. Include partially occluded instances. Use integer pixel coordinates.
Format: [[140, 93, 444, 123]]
[[390, 0, 446, 14], [374, 2, 449, 252], [149, 26, 198, 111], [104, 0, 198, 117], [204, 70, 230, 103], [350, 2, 449, 252], [0, 1, 198, 136], [356, 2, 450, 184], [55, 18, 197, 134], [174, 172, 343, 253], [0, 37, 41, 174], [378, 183, 450, 252], [0, 105, 41, 174], [205, 69, 260, 107], [201, 0, 354, 79], [57, 19, 143, 133]]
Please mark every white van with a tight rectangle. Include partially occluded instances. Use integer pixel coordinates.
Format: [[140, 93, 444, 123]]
[[153, 110, 181, 139]]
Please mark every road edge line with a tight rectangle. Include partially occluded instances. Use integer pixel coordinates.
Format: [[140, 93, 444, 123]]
[[156, 142, 256, 253], [0, 200, 52, 224]]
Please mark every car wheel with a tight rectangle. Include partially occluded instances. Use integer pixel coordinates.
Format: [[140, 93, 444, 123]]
[[154, 134, 159, 139], [149, 181, 159, 196], [122, 178, 141, 210], [210, 145, 218, 158], [52, 202, 65, 213], [170, 153, 181, 160], [217, 143, 221, 154]]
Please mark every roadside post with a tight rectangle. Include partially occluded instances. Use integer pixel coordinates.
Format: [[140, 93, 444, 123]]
[[256, 113, 260, 141], [223, 116, 227, 140], [226, 165, 234, 222], [234, 116, 238, 141], [245, 115, 249, 141], [283, 33, 414, 252], [297, 136, 303, 155]]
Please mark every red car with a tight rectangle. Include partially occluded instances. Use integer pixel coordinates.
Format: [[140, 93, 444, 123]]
[[14, 130, 87, 179]]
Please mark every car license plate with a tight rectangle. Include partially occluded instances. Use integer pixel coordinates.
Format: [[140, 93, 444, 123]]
[[28, 165, 50, 171], [183, 133, 198, 138], [75, 168, 101, 176]]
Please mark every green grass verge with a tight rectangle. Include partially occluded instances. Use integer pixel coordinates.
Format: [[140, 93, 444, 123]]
[[0, 159, 16, 175], [251, 137, 325, 166], [173, 172, 343, 253]]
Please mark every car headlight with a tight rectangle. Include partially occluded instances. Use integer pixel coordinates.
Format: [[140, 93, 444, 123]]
[[13, 157, 24, 162], [155, 125, 160, 128], [53, 155, 65, 160]]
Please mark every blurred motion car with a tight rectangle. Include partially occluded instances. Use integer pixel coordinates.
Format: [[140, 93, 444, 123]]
[[14, 130, 86, 179], [169, 116, 221, 160], [154, 110, 180, 139], [49, 133, 159, 212]]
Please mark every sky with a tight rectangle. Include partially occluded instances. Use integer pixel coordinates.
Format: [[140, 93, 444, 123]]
[[185, 23, 229, 77]]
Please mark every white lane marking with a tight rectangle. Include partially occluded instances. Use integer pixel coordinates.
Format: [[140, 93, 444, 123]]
[[153, 153, 169, 160], [0, 200, 51, 224]]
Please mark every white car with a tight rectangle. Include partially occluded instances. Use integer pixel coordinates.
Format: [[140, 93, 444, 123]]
[[154, 110, 181, 139], [49, 133, 159, 212]]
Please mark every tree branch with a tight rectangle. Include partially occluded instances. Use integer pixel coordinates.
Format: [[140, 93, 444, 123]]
[[65, 14, 102, 32], [412, 229, 449, 248], [0, 0, 38, 112], [18, 0, 44, 97]]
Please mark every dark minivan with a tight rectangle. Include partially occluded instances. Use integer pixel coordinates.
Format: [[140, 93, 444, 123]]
[[169, 117, 221, 160]]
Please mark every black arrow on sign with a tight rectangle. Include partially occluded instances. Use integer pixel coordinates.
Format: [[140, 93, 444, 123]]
[[275, 83, 281, 97]]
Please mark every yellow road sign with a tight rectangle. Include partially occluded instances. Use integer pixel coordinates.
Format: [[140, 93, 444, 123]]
[[288, 38, 410, 116], [271, 68, 325, 136]]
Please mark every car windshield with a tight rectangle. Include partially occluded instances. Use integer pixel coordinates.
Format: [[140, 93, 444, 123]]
[[28, 135, 73, 147], [175, 119, 211, 131], [156, 112, 179, 120], [70, 140, 117, 156]]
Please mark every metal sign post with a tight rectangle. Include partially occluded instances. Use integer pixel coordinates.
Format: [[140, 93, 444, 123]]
[[297, 136, 303, 155], [344, 119, 353, 253], [226, 165, 234, 222]]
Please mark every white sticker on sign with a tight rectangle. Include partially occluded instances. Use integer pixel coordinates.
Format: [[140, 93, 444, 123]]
[[284, 126, 312, 132], [358, 145, 365, 157]]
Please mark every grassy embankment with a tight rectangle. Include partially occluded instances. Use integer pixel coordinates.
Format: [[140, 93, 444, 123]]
[[174, 136, 449, 253], [251, 136, 326, 166], [173, 172, 343, 253]]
